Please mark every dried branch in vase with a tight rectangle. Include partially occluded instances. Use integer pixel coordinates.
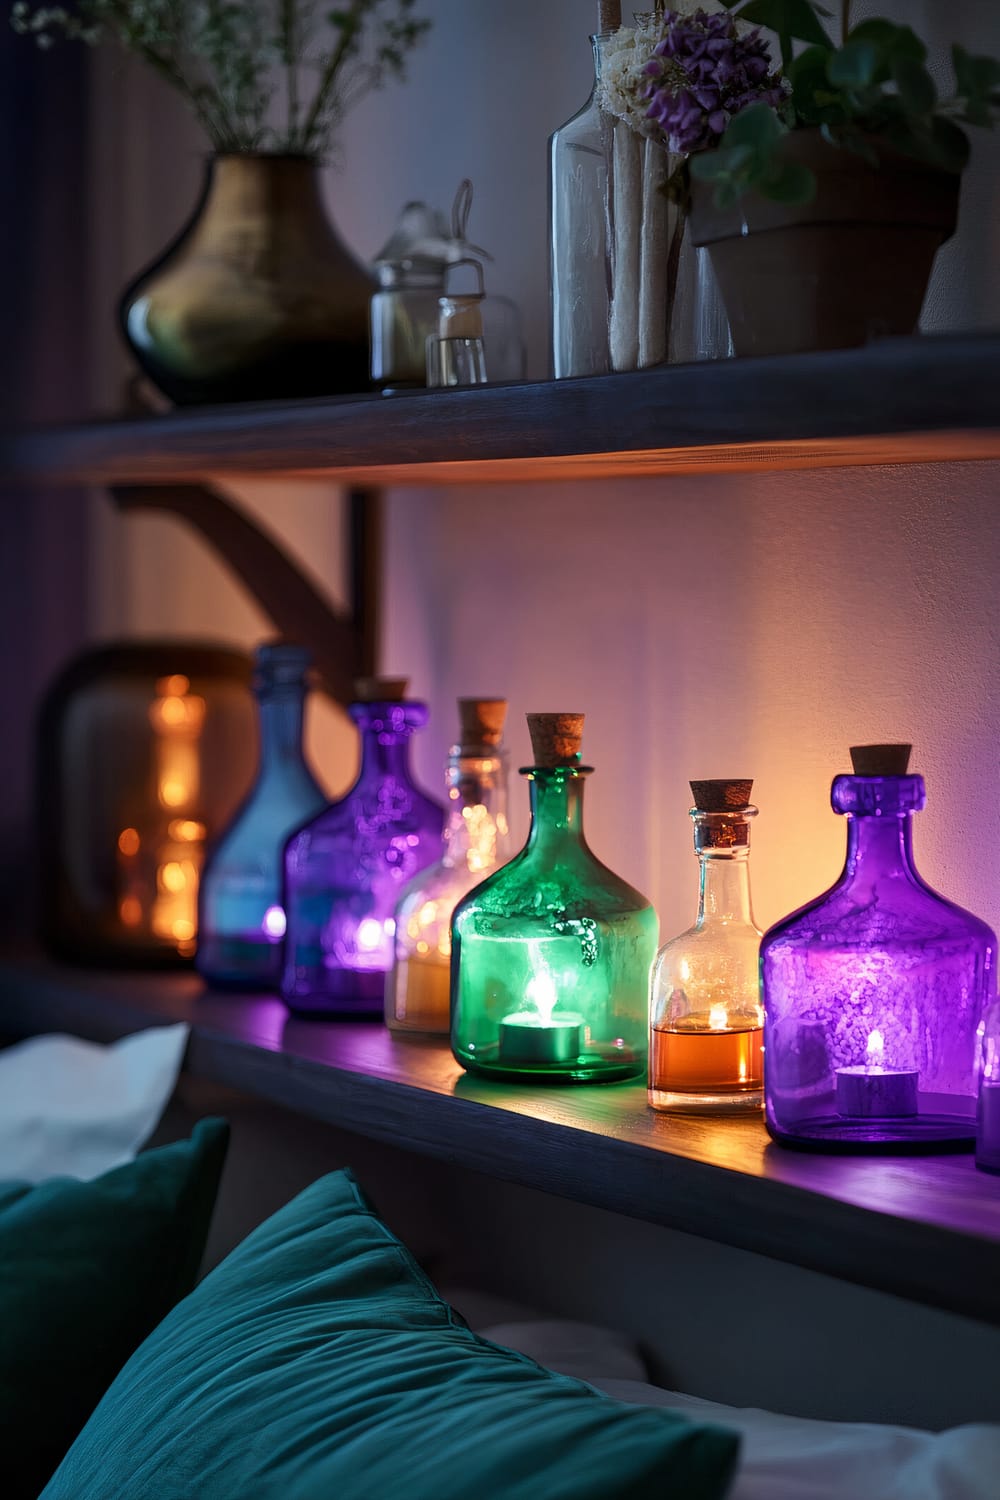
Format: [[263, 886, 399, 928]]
[[10, 0, 431, 157]]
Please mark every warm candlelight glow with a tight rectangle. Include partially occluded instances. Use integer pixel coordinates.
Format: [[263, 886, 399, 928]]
[[115, 674, 207, 954], [161, 861, 187, 894], [709, 1003, 728, 1031], [168, 818, 205, 843], [119, 896, 142, 927], [525, 968, 558, 1026], [462, 801, 500, 873]]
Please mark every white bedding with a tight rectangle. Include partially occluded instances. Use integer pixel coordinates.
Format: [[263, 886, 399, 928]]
[[0, 1024, 189, 1181], [475, 1316, 1000, 1500]]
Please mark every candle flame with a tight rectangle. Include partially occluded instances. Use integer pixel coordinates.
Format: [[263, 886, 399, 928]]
[[709, 1003, 728, 1031], [525, 970, 558, 1026], [866, 1029, 885, 1065]]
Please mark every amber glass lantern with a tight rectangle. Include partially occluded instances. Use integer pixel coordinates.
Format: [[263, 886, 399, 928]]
[[37, 642, 256, 966]]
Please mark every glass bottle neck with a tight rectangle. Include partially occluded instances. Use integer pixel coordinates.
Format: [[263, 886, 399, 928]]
[[525, 770, 590, 856], [257, 690, 308, 775], [443, 753, 508, 873], [350, 702, 426, 787], [696, 850, 755, 927], [591, 32, 607, 86], [843, 814, 917, 882], [357, 731, 413, 783]]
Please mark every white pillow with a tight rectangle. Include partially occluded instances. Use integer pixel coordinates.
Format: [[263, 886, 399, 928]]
[[477, 1316, 1000, 1500], [595, 1379, 1000, 1500], [0, 1025, 189, 1181]]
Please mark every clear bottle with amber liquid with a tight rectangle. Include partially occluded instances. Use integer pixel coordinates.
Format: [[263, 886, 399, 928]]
[[386, 699, 510, 1035], [649, 780, 763, 1113]]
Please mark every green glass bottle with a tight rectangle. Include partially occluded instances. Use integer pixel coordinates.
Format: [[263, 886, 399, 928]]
[[450, 713, 657, 1083]]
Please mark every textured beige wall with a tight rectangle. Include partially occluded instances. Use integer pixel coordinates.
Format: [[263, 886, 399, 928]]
[[383, 467, 1000, 943]]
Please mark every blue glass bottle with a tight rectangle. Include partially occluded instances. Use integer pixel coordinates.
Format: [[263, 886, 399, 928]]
[[281, 681, 444, 1016], [196, 643, 326, 990]]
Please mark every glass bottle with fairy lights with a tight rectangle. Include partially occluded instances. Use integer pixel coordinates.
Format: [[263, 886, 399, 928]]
[[450, 713, 657, 1082], [648, 780, 764, 1114], [116, 670, 208, 959], [387, 699, 510, 1035], [197, 643, 327, 990], [281, 678, 444, 1017], [762, 744, 997, 1151]]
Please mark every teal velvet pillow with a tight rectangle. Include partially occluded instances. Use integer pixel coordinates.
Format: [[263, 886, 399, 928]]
[[44, 1168, 739, 1500], [1, 1117, 229, 1500]]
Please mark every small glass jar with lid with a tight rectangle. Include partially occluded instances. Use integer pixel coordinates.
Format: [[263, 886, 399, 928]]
[[425, 260, 524, 389], [450, 713, 657, 1083], [370, 201, 453, 392]]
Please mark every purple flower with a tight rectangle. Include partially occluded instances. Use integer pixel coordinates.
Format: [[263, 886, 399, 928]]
[[643, 8, 785, 156]]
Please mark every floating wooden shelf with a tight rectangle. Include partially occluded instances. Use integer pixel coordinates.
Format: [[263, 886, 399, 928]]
[[3, 335, 999, 486], [4, 951, 1000, 1326]]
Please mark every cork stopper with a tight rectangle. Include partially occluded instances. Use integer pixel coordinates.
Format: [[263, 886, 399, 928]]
[[353, 676, 409, 703], [597, 0, 621, 31], [849, 744, 912, 776], [458, 697, 507, 751], [690, 779, 754, 812], [527, 712, 585, 768]]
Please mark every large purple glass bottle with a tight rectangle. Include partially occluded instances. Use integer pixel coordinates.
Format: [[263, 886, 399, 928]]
[[281, 681, 444, 1016], [762, 744, 996, 1152]]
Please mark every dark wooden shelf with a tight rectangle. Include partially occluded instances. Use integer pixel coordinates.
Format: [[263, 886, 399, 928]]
[[3, 335, 999, 486], [4, 951, 1000, 1326]]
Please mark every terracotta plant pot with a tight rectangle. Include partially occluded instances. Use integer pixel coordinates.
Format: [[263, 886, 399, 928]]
[[121, 154, 375, 405], [689, 129, 960, 357]]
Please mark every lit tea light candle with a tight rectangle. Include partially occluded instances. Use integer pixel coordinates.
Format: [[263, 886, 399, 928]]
[[499, 1012, 583, 1065], [835, 1029, 918, 1118], [498, 971, 583, 1066]]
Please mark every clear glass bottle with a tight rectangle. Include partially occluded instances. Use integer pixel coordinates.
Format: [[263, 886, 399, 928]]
[[425, 260, 525, 388], [762, 744, 997, 1151], [196, 644, 326, 990], [549, 25, 732, 377], [451, 713, 657, 1082], [649, 780, 763, 1113], [976, 998, 1000, 1173], [387, 699, 510, 1035], [549, 33, 612, 379], [281, 679, 444, 1017]]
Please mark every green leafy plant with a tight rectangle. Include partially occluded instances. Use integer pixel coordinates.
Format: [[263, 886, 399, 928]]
[[10, 0, 431, 157], [690, 0, 1000, 206]]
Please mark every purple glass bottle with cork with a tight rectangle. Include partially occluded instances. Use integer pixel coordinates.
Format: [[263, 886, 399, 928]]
[[281, 678, 444, 1017], [761, 744, 997, 1151]]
